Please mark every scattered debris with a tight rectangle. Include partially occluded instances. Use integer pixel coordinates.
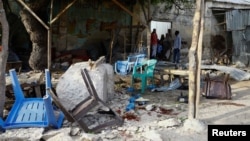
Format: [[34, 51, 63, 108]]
[[151, 78, 182, 92], [217, 102, 245, 107], [201, 64, 250, 81]]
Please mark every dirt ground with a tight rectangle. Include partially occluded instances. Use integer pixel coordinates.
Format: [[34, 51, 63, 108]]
[[114, 72, 250, 140], [3, 64, 250, 141]]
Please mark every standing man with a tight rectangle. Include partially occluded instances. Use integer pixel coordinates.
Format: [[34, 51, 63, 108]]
[[173, 30, 181, 63], [150, 28, 158, 59]]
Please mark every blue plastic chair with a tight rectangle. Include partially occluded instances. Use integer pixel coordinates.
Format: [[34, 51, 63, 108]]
[[114, 54, 146, 75], [131, 59, 157, 93], [0, 69, 64, 130], [114, 60, 130, 75]]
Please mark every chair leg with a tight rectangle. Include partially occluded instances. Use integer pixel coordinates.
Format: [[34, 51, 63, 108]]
[[131, 76, 135, 88], [141, 77, 147, 93]]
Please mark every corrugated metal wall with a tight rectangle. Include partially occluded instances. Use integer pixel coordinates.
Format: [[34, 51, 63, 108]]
[[226, 10, 250, 64]]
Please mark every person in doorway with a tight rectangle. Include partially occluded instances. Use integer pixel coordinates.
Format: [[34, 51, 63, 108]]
[[157, 34, 165, 60], [162, 33, 172, 61], [150, 28, 158, 59], [173, 30, 181, 64]]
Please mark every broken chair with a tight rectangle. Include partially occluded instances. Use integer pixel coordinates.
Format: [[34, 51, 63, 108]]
[[46, 68, 123, 133], [0, 69, 64, 130]]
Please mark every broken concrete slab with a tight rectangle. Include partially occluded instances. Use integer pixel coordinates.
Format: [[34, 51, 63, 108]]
[[56, 61, 114, 111]]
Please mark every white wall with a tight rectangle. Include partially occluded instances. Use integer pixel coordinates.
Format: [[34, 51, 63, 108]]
[[150, 21, 171, 38]]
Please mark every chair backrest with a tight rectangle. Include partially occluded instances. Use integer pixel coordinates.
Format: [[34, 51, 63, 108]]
[[114, 60, 129, 75], [146, 59, 157, 77], [127, 53, 146, 66], [135, 54, 146, 66]]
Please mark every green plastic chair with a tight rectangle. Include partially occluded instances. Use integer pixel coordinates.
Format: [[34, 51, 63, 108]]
[[131, 59, 157, 93]]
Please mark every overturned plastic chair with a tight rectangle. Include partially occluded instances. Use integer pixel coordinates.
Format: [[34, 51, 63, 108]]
[[131, 59, 157, 93], [0, 69, 64, 130]]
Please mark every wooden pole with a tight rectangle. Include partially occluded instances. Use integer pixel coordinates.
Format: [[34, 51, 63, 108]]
[[0, 0, 9, 117], [124, 32, 126, 60], [109, 30, 115, 63], [50, 0, 78, 24], [195, 0, 205, 119], [17, 0, 76, 69], [47, 0, 54, 69], [16, 0, 49, 30], [111, 0, 135, 17], [188, 0, 202, 119]]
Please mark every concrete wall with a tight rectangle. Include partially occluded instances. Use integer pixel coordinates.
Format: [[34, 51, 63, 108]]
[[8, 0, 250, 64], [133, 1, 250, 62]]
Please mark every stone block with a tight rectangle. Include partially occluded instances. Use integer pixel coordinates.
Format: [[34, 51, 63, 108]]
[[56, 62, 113, 111]]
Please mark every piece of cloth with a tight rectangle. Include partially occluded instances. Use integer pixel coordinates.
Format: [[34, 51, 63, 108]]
[[151, 32, 158, 46], [151, 44, 157, 57]]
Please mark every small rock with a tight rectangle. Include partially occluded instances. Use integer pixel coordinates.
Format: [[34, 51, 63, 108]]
[[145, 104, 155, 111], [47, 132, 73, 141], [70, 127, 81, 136], [141, 130, 163, 141], [158, 118, 181, 128]]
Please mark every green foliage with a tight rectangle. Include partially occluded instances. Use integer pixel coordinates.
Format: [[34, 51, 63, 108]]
[[151, 0, 192, 5], [139, 0, 194, 10]]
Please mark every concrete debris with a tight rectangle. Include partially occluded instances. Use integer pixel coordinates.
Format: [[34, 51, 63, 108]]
[[141, 130, 163, 141], [157, 118, 181, 127], [183, 119, 207, 133], [0, 91, 184, 141], [46, 132, 73, 141]]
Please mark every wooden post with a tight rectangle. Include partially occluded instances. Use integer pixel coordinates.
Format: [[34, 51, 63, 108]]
[[17, 0, 76, 70], [0, 0, 9, 117], [47, 0, 54, 69], [195, 0, 205, 119], [123, 32, 126, 60], [16, 0, 49, 30], [188, 0, 202, 119], [109, 30, 115, 63]]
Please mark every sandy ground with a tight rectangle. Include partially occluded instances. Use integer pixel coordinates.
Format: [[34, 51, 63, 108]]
[[114, 73, 250, 141]]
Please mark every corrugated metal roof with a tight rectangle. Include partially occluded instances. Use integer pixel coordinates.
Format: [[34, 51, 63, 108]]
[[213, 0, 250, 5], [226, 9, 250, 58]]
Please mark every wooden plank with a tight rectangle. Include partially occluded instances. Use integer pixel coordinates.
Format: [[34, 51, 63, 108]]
[[156, 68, 190, 76], [111, 0, 134, 17]]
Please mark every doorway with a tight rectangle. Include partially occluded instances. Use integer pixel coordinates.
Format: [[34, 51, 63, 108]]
[[150, 21, 172, 38]]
